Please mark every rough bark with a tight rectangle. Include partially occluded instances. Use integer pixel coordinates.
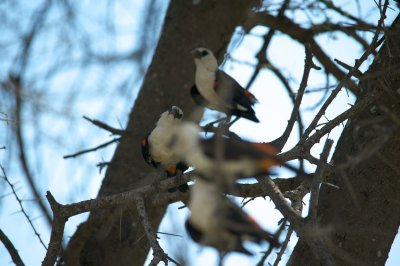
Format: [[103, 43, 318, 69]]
[[64, 0, 257, 265], [288, 15, 400, 266]]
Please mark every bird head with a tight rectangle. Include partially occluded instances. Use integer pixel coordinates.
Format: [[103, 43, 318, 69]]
[[157, 106, 184, 126], [191, 48, 218, 72], [168, 106, 184, 119]]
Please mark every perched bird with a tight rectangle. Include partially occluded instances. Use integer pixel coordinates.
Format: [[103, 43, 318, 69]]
[[191, 47, 259, 123], [185, 178, 279, 255], [169, 121, 302, 183], [141, 106, 189, 192]]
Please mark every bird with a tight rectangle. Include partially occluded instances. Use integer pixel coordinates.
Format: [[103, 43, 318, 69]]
[[169, 121, 302, 184], [141, 106, 189, 192], [191, 47, 259, 124], [185, 178, 279, 255]]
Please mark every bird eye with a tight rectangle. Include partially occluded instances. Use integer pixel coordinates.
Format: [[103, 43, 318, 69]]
[[201, 50, 209, 57]]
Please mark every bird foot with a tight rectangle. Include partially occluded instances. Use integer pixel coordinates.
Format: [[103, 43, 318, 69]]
[[167, 170, 189, 193], [202, 117, 230, 134]]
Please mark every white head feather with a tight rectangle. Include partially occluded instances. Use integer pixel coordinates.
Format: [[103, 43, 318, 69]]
[[193, 48, 218, 72]]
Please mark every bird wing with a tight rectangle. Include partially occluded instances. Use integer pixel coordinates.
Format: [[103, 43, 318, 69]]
[[215, 70, 256, 110], [185, 219, 203, 242], [201, 137, 279, 161], [190, 85, 210, 107], [218, 197, 275, 243], [140, 134, 159, 168]]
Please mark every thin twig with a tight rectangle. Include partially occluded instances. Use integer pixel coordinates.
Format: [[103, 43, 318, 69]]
[[281, 89, 383, 162], [308, 138, 334, 221], [272, 226, 294, 266], [0, 165, 47, 250], [12, 77, 53, 228], [256, 220, 287, 266], [256, 176, 336, 265], [0, 228, 25, 266], [134, 194, 169, 266], [301, 0, 389, 141], [334, 58, 363, 78], [83, 116, 125, 135], [63, 137, 121, 159], [270, 44, 320, 151]]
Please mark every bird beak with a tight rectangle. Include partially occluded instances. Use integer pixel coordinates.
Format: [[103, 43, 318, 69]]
[[168, 106, 183, 119], [191, 49, 202, 59]]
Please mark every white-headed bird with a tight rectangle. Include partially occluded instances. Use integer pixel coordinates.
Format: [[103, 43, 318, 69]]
[[191, 47, 259, 123], [185, 178, 279, 255], [169, 121, 301, 183], [141, 106, 188, 192]]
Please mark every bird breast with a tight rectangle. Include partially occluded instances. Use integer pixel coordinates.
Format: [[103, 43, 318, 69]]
[[148, 126, 180, 164], [195, 68, 228, 110]]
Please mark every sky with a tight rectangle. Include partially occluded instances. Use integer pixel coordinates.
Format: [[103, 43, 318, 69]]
[[0, 0, 399, 265]]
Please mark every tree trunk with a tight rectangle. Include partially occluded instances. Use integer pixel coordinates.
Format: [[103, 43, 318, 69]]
[[288, 15, 400, 266], [64, 0, 257, 265]]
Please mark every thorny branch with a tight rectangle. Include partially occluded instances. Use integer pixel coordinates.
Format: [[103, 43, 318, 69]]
[[308, 138, 334, 221], [63, 116, 124, 159], [83, 116, 125, 135], [3, 1, 392, 265], [256, 176, 336, 265], [41, 170, 309, 265], [135, 194, 177, 266], [63, 137, 121, 159], [270, 44, 321, 151], [0, 165, 47, 250], [256, 219, 287, 266]]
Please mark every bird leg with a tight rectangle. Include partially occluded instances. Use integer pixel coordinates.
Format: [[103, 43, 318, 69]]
[[225, 116, 239, 128], [203, 116, 230, 133], [175, 169, 190, 193]]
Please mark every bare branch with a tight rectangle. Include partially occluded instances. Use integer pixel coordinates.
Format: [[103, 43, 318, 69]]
[[0, 165, 47, 250], [271, 44, 320, 151], [0, 228, 25, 266], [12, 77, 53, 228], [42, 193, 66, 266], [308, 138, 334, 221], [334, 58, 364, 78], [83, 116, 125, 135], [256, 177, 336, 265], [63, 137, 121, 159], [134, 194, 169, 266], [247, 12, 360, 94], [272, 226, 294, 266]]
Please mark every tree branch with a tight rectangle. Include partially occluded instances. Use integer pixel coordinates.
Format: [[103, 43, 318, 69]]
[[0, 165, 47, 251], [247, 12, 360, 94], [0, 228, 25, 266], [255, 176, 336, 265], [83, 116, 125, 135], [270, 44, 320, 151], [41, 168, 312, 266], [11, 77, 53, 229], [308, 138, 334, 221], [134, 194, 169, 266], [63, 137, 121, 159]]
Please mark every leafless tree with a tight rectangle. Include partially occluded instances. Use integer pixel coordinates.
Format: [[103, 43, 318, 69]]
[[1, 0, 399, 265]]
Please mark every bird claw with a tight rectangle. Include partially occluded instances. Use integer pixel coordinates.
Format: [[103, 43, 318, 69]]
[[202, 117, 231, 134]]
